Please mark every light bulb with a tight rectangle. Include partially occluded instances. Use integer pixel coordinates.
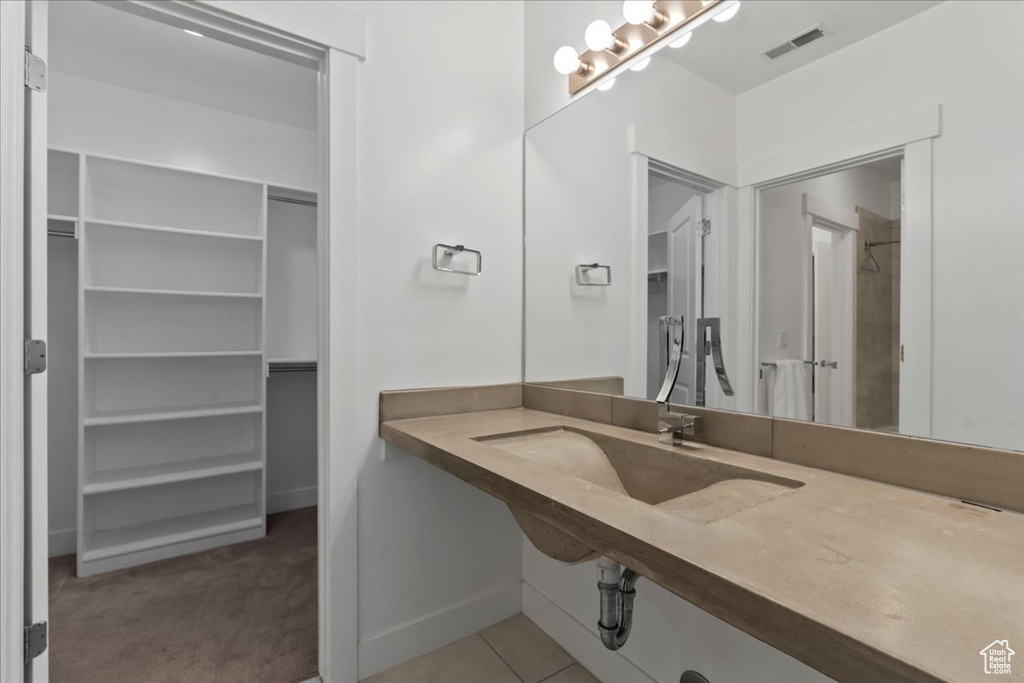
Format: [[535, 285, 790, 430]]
[[585, 20, 617, 52], [669, 31, 692, 48], [713, 1, 741, 22], [622, 1, 656, 25], [553, 46, 582, 75], [630, 56, 651, 72], [597, 77, 616, 92]]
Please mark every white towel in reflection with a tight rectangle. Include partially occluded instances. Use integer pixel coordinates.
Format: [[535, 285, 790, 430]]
[[770, 360, 811, 420]]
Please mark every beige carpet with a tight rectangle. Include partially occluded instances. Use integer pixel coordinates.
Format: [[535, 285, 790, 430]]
[[49, 507, 318, 683]]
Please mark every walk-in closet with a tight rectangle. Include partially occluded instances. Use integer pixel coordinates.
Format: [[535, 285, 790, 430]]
[[45, 2, 320, 680]]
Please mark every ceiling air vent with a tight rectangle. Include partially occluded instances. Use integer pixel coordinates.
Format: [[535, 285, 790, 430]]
[[762, 25, 826, 61]]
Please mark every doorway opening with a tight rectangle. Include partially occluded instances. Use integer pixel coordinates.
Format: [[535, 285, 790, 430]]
[[43, 2, 320, 681], [757, 155, 903, 431], [646, 172, 706, 401]]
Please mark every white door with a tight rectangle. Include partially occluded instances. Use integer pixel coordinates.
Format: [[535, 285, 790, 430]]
[[810, 224, 854, 427], [25, 1, 49, 679], [667, 196, 701, 405]]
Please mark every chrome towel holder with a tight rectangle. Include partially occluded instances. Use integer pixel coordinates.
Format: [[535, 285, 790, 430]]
[[432, 243, 482, 276], [575, 263, 612, 286]]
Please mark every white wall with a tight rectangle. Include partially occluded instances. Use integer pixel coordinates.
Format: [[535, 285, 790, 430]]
[[266, 371, 318, 514], [338, 1, 526, 678], [738, 0, 1024, 451], [525, 57, 736, 389], [49, 72, 317, 190], [46, 237, 77, 556]]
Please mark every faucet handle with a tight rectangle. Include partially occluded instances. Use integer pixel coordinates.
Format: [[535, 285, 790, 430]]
[[657, 406, 701, 445]]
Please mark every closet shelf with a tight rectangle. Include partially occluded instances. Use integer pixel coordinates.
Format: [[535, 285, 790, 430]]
[[84, 285, 263, 300], [85, 351, 263, 360], [83, 218, 263, 243], [84, 402, 262, 427], [81, 504, 263, 563], [48, 214, 77, 223], [84, 452, 262, 495]]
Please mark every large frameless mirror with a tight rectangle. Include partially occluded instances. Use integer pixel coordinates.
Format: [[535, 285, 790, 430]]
[[523, 0, 1024, 453]]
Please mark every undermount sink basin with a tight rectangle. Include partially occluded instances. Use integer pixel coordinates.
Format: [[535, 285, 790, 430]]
[[475, 426, 805, 563]]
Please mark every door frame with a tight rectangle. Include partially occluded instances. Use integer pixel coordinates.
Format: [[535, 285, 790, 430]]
[[630, 155, 736, 405], [1, 2, 29, 680], [0, 2, 365, 681], [744, 105, 938, 435]]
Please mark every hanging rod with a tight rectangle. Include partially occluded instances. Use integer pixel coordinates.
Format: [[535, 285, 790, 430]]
[[864, 239, 901, 248], [268, 194, 318, 207], [761, 360, 815, 366], [47, 230, 77, 239]]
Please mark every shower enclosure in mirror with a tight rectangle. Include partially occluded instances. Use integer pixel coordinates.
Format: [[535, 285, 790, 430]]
[[523, 0, 1023, 454]]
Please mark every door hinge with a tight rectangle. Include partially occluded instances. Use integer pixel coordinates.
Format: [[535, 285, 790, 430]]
[[24, 47, 46, 92], [24, 339, 46, 375], [24, 621, 47, 663], [699, 219, 711, 236]]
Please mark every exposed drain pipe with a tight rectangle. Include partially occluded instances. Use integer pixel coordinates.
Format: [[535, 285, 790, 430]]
[[596, 557, 641, 651]]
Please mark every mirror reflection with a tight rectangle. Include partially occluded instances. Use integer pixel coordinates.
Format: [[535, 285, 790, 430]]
[[524, 0, 1023, 452]]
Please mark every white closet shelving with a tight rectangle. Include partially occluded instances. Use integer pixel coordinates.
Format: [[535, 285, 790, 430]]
[[53, 149, 284, 576]]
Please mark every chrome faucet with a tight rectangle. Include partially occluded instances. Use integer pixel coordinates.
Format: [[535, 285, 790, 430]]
[[655, 315, 701, 445], [695, 317, 735, 407]]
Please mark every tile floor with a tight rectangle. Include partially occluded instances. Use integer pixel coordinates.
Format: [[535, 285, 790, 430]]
[[366, 614, 598, 683]]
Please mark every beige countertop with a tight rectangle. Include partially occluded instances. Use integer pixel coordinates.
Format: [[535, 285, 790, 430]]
[[382, 407, 1024, 683]]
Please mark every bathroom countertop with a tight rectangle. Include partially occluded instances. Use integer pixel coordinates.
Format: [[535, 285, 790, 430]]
[[381, 408, 1024, 683]]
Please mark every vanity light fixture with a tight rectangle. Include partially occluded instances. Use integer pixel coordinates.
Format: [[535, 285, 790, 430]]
[[623, 0, 666, 27], [553, 46, 589, 76], [585, 20, 628, 53], [554, 0, 735, 95]]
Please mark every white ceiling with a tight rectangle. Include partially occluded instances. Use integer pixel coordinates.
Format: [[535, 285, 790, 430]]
[[49, 1, 318, 131], [660, 1, 943, 94]]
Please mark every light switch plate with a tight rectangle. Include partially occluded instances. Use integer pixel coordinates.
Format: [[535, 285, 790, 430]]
[[779, 331, 789, 349]]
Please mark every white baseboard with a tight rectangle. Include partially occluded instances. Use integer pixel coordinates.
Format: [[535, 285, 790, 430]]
[[522, 581, 654, 683], [49, 527, 76, 558], [358, 579, 522, 680], [267, 485, 318, 514]]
